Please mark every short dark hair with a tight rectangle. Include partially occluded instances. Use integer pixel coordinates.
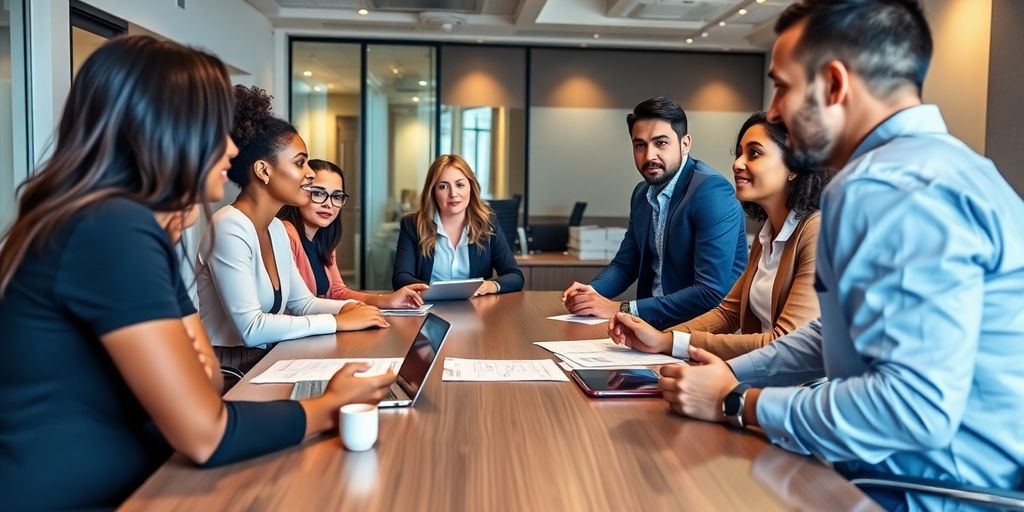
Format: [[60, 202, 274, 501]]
[[626, 97, 688, 139], [775, 0, 933, 97], [734, 112, 835, 222], [277, 159, 346, 264], [228, 85, 299, 188]]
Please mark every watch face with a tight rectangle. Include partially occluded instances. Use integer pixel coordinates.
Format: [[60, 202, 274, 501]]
[[723, 391, 743, 416]]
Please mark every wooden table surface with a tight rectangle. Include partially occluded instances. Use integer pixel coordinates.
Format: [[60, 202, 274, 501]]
[[121, 292, 878, 512]]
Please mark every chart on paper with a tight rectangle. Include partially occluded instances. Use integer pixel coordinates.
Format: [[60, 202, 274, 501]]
[[251, 358, 404, 384], [534, 339, 684, 367], [442, 358, 569, 382]]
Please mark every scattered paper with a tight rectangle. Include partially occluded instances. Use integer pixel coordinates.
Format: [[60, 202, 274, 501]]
[[442, 357, 569, 382], [251, 358, 403, 384], [380, 304, 435, 316], [546, 314, 609, 325], [534, 339, 684, 368]]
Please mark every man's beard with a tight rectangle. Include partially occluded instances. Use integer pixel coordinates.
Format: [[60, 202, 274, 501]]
[[787, 92, 835, 170], [640, 159, 680, 186]]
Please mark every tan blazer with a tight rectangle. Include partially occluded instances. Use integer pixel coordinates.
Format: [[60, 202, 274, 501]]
[[672, 211, 821, 360]]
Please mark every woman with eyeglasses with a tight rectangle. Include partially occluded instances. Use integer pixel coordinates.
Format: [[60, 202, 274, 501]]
[[196, 86, 389, 374], [278, 159, 427, 307]]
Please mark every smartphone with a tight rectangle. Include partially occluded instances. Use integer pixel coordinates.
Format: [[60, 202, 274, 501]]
[[570, 368, 662, 398]]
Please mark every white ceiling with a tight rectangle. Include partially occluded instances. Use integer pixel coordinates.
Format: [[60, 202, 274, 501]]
[[246, 0, 793, 52]]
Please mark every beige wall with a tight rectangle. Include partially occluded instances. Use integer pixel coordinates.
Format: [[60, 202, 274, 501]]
[[921, 0, 992, 154], [531, 48, 765, 112], [986, 0, 1023, 196]]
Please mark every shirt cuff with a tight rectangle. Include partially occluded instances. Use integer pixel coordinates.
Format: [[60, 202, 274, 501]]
[[629, 300, 639, 316], [670, 330, 691, 359], [756, 386, 811, 455], [728, 352, 761, 382], [309, 313, 338, 335]]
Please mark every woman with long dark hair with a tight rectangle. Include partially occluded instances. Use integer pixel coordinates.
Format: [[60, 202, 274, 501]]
[[609, 112, 835, 360], [196, 86, 389, 374], [0, 36, 395, 510], [278, 159, 427, 306]]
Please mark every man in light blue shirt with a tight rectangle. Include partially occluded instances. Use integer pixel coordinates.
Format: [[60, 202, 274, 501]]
[[652, 1, 1024, 510]]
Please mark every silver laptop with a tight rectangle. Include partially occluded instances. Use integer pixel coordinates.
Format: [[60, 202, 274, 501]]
[[290, 313, 452, 408]]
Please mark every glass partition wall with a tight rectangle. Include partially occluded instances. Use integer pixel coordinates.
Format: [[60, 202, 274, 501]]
[[291, 41, 437, 289], [290, 40, 529, 289]]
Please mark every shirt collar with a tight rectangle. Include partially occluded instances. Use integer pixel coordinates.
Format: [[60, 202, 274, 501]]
[[758, 209, 800, 247], [647, 155, 688, 204], [433, 211, 469, 244], [850, 104, 948, 162]]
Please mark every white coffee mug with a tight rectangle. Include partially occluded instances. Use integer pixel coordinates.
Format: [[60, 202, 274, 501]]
[[340, 403, 378, 451]]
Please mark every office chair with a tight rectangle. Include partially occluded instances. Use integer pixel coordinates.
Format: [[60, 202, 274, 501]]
[[487, 196, 521, 253], [221, 366, 245, 394], [568, 201, 587, 227], [850, 474, 1024, 510]]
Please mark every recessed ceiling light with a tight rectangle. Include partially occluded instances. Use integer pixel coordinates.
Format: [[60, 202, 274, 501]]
[[756, 0, 766, 3], [412, 96, 420, 103], [357, 8, 369, 15], [738, 8, 748, 15], [328, 83, 334, 89], [418, 80, 427, 86], [718, 20, 727, 27], [392, 67, 400, 75], [303, 70, 312, 77], [592, 33, 600, 39], [685, 37, 694, 44], [701, 32, 709, 38], [314, 86, 321, 92]]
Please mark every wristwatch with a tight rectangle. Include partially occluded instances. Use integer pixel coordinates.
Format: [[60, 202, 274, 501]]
[[722, 383, 752, 429], [618, 301, 631, 313]]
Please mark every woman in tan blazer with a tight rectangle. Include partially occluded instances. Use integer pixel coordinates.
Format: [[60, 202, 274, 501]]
[[608, 112, 835, 360]]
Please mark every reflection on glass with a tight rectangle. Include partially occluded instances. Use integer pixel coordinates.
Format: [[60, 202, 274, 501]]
[[364, 44, 436, 290], [290, 42, 362, 286], [1, 2, 23, 230], [439, 105, 523, 201]]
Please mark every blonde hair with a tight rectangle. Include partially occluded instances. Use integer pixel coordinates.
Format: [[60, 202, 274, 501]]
[[415, 154, 493, 257]]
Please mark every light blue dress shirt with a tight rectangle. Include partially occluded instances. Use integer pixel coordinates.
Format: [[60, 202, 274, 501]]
[[629, 156, 687, 315], [429, 212, 471, 283], [729, 105, 1024, 510]]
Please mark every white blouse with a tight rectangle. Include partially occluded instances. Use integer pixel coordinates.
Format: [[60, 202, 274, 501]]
[[196, 205, 353, 348], [748, 210, 800, 331]]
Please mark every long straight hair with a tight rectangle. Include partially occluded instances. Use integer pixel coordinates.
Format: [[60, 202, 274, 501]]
[[277, 159, 345, 263], [0, 36, 233, 294], [414, 154, 493, 257]]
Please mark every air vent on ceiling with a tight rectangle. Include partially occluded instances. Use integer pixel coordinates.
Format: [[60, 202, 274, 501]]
[[629, 0, 734, 21], [369, 0, 480, 14]]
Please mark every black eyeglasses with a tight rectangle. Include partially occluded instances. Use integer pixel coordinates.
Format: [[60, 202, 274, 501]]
[[308, 186, 350, 208]]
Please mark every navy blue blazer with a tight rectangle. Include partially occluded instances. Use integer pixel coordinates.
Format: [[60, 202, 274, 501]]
[[590, 157, 747, 329], [393, 215, 525, 293]]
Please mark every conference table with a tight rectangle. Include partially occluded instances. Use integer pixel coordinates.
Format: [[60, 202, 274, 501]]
[[121, 291, 878, 511]]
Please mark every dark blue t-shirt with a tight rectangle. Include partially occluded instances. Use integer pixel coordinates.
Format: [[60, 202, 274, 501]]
[[0, 198, 196, 510]]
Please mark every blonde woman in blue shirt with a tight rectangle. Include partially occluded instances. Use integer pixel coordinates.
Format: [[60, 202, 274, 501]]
[[393, 154, 524, 295]]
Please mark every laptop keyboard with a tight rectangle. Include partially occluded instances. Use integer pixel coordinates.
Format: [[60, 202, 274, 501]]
[[290, 380, 400, 402]]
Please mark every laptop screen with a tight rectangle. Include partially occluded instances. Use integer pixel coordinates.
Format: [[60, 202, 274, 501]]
[[394, 313, 451, 400]]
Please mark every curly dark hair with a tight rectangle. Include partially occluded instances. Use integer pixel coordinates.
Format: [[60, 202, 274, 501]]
[[228, 85, 298, 189], [735, 112, 835, 222]]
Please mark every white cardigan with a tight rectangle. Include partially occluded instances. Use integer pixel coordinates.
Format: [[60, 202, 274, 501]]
[[196, 205, 353, 348]]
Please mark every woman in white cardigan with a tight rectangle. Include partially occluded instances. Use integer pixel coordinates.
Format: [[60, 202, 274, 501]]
[[197, 85, 388, 372]]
